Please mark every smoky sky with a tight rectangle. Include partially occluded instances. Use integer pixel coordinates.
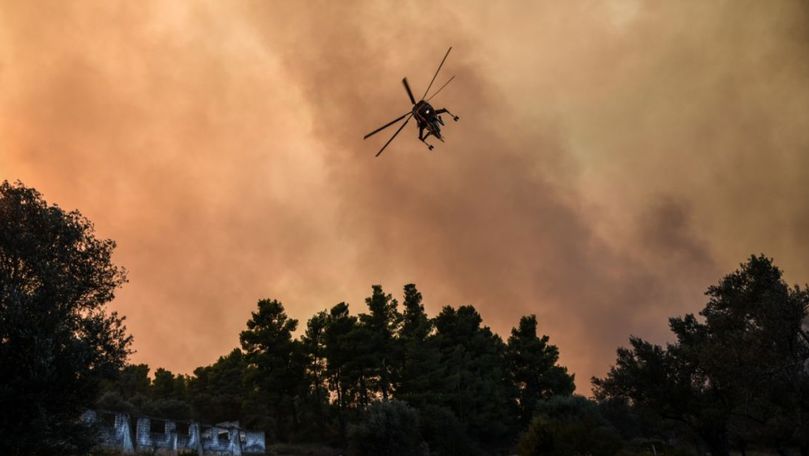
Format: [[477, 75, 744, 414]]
[[2, 1, 808, 389]]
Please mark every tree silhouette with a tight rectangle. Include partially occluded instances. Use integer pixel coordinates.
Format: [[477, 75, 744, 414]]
[[396, 284, 443, 409], [188, 349, 247, 424], [507, 315, 575, 426], [240, 299, 305, 441], [595, 255, 809, 456], [432, 305, 516, 446], [358, 285, 401, 400], [0, 181, 130, 455]]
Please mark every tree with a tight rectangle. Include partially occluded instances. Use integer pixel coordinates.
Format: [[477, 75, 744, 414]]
[[357, 285, 401, 400], [143, 368, 192, 420], [347, 400, 427, 456], [507, 314, 575, 426], [418, 404, 483, 456], [300, 311, 330, 438], [113, 364, 151, 399], [695, 255, 809, 454], [396, 284, 444, 409], [188, 349, 247, 424], [517, 395, 622, 456], [240, 299, 305, 441], [594, 255, 809, 456], [151, 368, 179, 400], [432, 305, 516, 447], [593, 336, 710, 452], [0, 181, 130, 455]]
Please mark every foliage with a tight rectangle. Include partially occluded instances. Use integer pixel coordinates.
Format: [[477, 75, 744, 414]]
[[357, 285, 402, 401], [99, 283, 575, 452], [188, 349, 247, 424], [396, 284, 445, 409], [0, 181, 130, 456], [517, 395, 623, 456], [431, 305, 517, 446], [240, 299, 306, 441], [508, 314, 575, 426], [418, 404, 483, 456], [347, 400, 427, 456], [594, 255, 809, 456]]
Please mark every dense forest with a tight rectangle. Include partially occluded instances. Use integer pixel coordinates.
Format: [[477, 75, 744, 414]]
[[97, 286, 574, 454], [1, 179, 808, 456]]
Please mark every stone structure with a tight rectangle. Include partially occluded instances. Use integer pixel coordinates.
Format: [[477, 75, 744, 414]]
[[83, 410, 266, 455]]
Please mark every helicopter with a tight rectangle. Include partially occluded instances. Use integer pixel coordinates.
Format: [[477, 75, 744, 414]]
[[363, 47, 460, 157]]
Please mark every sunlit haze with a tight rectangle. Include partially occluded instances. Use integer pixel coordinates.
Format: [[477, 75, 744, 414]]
[[2, 0, 808, 388]]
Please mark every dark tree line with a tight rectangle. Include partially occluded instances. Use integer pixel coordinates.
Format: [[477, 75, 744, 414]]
[[4, 180, 809, 456], [100, 284, 575, 454]]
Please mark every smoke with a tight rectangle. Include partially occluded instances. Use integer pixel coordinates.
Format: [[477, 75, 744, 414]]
[[1, 0, 807, 388]]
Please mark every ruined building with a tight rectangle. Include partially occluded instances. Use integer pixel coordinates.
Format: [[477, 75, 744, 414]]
[[82, 410, 266, 455]]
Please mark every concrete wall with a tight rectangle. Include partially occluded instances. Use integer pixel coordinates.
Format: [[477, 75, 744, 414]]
[[83, 410, 265, 455]]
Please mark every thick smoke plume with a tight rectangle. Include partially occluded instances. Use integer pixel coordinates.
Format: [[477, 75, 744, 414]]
[[1, 1, 807, 386]]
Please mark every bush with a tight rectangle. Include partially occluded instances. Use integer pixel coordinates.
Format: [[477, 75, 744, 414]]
[[518, 396, 623, 456], [347, 400, 427, 456], [142, 398, 192, 421], [96, 391, 135, 415], [418, 405, 483, 456]]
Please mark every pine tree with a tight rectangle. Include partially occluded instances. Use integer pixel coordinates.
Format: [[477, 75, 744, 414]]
[[396, 284, 443, 408], [240, 299, 305, 441], [507, 315, 575, 426], [358, 285, 402, 400], [433, 305, 516, 446]]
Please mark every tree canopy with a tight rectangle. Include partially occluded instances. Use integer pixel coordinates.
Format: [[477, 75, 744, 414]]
[[99, 283, 575, 453], [594, 255, 809, 456], [0, 181, 130, 455]]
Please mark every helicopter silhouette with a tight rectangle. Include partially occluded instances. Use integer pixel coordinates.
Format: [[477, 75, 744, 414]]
[[364, 47, 460, 157]]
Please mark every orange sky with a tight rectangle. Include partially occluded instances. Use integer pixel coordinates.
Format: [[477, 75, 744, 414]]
[[2, 1, 808, 390]]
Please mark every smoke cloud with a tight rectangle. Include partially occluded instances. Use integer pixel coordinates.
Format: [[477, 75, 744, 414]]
[[1, 0, 807, 388]]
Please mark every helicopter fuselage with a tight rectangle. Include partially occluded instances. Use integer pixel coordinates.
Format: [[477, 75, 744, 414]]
[[413, 101, 443, 139]]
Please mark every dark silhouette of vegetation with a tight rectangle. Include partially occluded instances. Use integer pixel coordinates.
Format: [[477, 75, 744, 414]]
[[347, 400, 427, 456], [0, 181, 130, 455], [4, 181, 808, 455], [508, 315, 575, 426], [517, 395, 622, 456], [594, 255, 809, 456], [97, 285, 575, 452]]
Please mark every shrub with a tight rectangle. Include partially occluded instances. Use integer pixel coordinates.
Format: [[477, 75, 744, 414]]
[[418, 405, 483, 456], [518, 395, 623, 456], [347, 400, 427, 456]]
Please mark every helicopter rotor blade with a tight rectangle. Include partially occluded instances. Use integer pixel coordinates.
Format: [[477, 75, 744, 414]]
[[426, 75, 455, 101], [375, 113, 412, 157], [363, 111, 411, 140], [402, 78, 416, 105], [421, 46, 452, 100]]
